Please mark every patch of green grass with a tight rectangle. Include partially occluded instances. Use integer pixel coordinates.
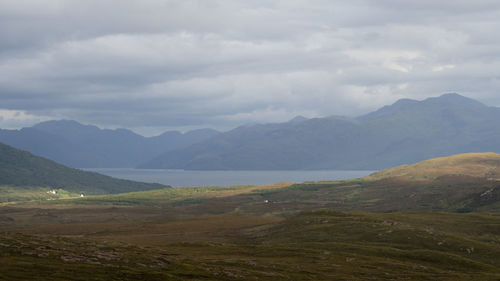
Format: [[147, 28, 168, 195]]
[[31, 174, 498, 218], [0, 186, 81, 204], [0, 232, 213, 280], [47, 185, 254, 206], [2, 202, 500, 280]]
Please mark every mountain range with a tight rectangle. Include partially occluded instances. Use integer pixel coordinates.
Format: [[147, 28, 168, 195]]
[[140, 93, 500, 170], [0, 120, 219, 168], [2, 93, 499, 170]]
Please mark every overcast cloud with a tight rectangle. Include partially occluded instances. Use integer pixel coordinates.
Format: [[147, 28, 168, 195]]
[[1, 0, 500, 135]]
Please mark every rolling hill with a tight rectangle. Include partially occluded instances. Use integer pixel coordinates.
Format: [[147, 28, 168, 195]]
[[72, 153, 500, 214], [0, 120, 219, 168], [141, 93, 500, 170], [0, 142, 167, 199], [2, 153, 500, 280], [2, 152, 500, 280], [367, 152, 500, 181]]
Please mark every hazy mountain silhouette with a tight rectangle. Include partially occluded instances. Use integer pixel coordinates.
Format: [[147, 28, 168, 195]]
[[0, 120, 219, 168], [140, 93, 500, 170]]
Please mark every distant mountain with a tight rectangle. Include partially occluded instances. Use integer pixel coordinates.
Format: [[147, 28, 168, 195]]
[[0, 142, 167, 194], [287, 115, 309, 123], [0, 120, 219, 168], [140, 93, 500, 170]]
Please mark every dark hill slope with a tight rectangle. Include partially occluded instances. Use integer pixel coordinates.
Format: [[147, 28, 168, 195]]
[[141, 93, 500, 170], [0, 142, 166, 194]]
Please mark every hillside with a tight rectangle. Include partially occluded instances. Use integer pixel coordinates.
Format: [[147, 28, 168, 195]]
[[2, 210, 499, 280], [141, 93, 500, 170], [367, 152, 500, 181], [2, 152, 500, 279], [0, 142, 167, 198], [0, 120, 219, 168], [2, 155, 500, 279], [60, 153, 500, 214]]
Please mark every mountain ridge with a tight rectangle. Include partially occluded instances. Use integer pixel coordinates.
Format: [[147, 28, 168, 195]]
[[0, 120, 219, 168], [141, 93, 500, 170]]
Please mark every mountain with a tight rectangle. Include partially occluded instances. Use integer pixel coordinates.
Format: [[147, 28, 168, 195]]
[[141, 93, 500, 170], [0, 120, 219, 168], [0, 141, 167, 195], [139, 115, 362, 169]]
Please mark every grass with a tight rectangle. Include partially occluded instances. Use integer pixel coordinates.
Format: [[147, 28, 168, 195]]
[[367, 152, 500, 181], [0, 185, 81, 204], [2, 208, 500, 280], [2, 152, 500, 279], [12, 173, 495, 219], [0, 232, 214, 280], [36, 182, 292, 207]]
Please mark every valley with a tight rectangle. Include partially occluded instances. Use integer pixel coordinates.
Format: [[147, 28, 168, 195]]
[[3, 2, 500, 279], [2, 153, 500, 280]]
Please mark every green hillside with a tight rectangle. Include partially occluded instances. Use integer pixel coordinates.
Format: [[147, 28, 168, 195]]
[[2, 199, 500, 280], [0, 142, 167, 200], [2, 153, 500, 279], [62, 153, 500, 213], [367, 152, 500, 181]]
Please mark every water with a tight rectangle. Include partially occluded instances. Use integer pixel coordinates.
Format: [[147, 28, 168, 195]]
[[85, 168, 375, 187]]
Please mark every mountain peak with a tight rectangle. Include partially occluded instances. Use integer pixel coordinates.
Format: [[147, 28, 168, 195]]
[[424, 93, 485, 106], [358, 93, 485, 121], [288, 115, 308, 123], [33, 119, 98, 132], [392, 98, 418, 106], [440, 93, 463, 99]]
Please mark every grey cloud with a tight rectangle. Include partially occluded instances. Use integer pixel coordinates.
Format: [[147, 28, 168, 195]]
[[1, 1, 500, 134]]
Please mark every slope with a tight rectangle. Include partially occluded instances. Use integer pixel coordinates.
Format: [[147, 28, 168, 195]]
[[2, 210, 499, 280], [3, 154, 500, 279], [367, 152, 500, 181], [0, 142, 167, 197]]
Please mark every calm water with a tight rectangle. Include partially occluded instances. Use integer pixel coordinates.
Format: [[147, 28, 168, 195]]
[[85, 169, 375, 187]]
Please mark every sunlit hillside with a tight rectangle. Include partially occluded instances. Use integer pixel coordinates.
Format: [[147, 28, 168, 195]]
[[367, 152, 500, 181]]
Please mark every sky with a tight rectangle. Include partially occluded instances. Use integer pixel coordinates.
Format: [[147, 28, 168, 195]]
[[1, 0, 500, 136]]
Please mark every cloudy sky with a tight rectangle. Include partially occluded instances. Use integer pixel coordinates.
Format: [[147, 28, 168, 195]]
[[1, 0, 500, 135]]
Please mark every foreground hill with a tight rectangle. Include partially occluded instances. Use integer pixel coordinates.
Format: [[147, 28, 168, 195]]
[[367, 152, 500, 181], [0, 120, 219, 168], [141, 93, 500, 170], [62, 153, 500, 214], [2, 153, 500, 279], [2, 210, 499, 280], [0, 142, 167, 199]]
